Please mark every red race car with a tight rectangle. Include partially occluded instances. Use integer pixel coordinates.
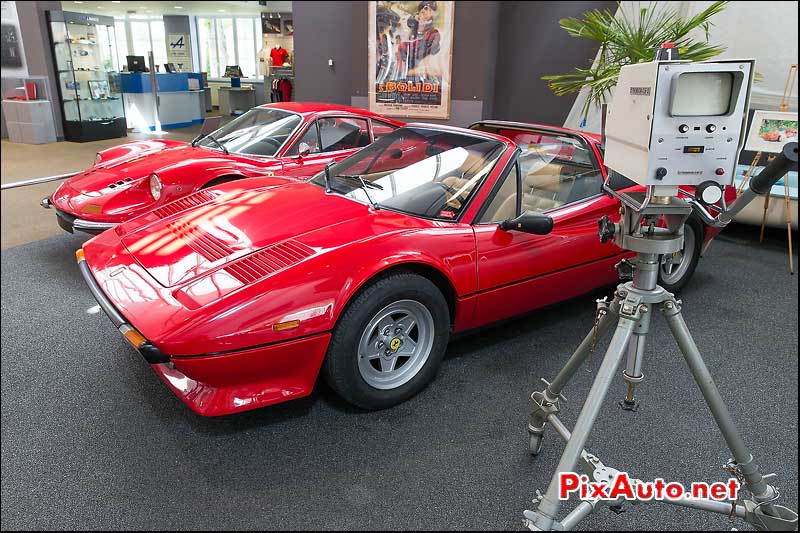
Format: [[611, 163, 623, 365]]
[[42, 102, 402, 234], [77, 121, 729, 416]]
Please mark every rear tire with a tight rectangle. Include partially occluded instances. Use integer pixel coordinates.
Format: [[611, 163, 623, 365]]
[[658, 217, 703, 293], [322, 272, 450, 410]]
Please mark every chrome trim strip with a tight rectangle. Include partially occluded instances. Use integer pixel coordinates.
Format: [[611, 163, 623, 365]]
[[77, 257, 126, 328], [2, 172, 78, 190], [73, 219, 117, 232]]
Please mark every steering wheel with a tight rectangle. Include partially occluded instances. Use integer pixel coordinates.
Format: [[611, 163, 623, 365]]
[[438, 181, 466, 210], [259, 137, 282, 152], [438, 181, 460, 196]]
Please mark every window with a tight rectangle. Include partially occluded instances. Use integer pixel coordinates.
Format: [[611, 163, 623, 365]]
[[114, 20, 128, 66], [310, 128, 505, 220], [196, 108, 302, 157], [371, 119, 398, 141], [287, 123, 321, 155], [149, 19, 167, 68], [512, 132, 603, 212], [319, 118, 370, 152], [197, 16, 262, 78], [197, 18, 219, 80], [479, 163, 519, 223], [216, 19, 235, 73], [130, 20, 151, 60], [236, 18, 257, 78], [120, 17, 168, 71]]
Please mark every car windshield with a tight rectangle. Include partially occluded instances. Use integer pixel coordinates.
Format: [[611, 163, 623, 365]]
[[310, 127, 505, 220], [197, 108, 302, 157]]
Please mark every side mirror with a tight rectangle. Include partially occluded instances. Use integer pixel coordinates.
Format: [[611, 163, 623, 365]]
[[499, 210, 553, 235], [296, 142, 311, 158]]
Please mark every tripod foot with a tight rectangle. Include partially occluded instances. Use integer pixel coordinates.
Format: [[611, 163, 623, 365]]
[[744, 501, 798, 531], [618, 398, 640, 412], [609, 504, 626, 515]]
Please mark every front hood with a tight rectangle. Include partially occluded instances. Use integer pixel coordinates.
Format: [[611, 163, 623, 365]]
[[119, 182, 373, 288], [68, 142, 197, 194]]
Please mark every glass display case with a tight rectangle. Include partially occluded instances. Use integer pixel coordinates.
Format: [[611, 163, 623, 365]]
[[47, 10, 126, 142]]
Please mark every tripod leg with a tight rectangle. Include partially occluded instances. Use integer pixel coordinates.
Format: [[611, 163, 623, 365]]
[[661, 298, 780, 515], [527, 312, 637, 531], [528, 294, 621, 454], [620, 307, 651, 411]]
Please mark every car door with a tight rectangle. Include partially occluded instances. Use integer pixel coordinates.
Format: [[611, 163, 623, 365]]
[[280, 116, 372, 180], [470, 130, 624, 327]]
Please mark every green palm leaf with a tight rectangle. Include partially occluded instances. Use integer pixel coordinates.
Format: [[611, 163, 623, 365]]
[[545, 1, 730, 119]]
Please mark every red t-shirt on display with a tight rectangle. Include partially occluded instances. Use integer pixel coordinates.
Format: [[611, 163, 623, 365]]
[[270, 47, 289, 67]]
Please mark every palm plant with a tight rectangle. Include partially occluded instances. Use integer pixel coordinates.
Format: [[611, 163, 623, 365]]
[[544, 1, 729, 120]]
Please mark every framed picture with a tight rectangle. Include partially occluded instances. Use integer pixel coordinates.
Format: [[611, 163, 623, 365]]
[[261, 14, 281, 34], [744, 110, 798, 153], [368, 1, 455, 120], [88, 79, 109, 99]]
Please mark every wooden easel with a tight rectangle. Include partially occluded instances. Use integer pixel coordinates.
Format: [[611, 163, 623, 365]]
[[750, 64, 797, 274]]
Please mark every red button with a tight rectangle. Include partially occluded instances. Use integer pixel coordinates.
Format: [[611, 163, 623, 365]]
[[715, 168, 725, 176]]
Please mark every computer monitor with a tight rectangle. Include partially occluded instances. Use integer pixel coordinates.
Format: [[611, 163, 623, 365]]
[[163, 63, 176, 73], [224, 65, 243, 78], [126, 55, 146, 73]]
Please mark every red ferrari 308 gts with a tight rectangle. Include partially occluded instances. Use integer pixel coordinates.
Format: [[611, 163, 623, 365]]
[[77, 121, 730, 416], [43, 102, 402, 234]]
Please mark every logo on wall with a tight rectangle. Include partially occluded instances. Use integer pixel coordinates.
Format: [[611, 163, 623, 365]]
[[167, 33, 191, 69], [368, 1, 454, 120]]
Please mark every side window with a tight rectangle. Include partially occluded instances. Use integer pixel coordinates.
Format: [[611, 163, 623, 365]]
[[319, 117, 370, 153], [286, 122, 320, 156], [371, 119, 398, 141], [518, 134, 603, 212], [479, 162, 519, 223]]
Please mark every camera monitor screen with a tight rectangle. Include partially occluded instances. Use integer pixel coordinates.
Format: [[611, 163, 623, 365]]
[[671, 72, 734, 117]]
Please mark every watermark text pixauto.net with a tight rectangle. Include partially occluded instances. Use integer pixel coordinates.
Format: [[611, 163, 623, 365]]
[[558, 473, 740, 502]]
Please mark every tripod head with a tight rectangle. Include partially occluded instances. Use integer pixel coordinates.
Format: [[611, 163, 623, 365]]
[[598, 141, 798, 257]]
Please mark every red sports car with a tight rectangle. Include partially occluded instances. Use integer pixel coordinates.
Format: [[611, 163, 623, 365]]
[[42, 102, 402, 234], [76, 121, 729, 416]]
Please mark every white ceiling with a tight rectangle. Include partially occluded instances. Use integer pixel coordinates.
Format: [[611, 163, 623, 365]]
[[63, 0, 292, 17]]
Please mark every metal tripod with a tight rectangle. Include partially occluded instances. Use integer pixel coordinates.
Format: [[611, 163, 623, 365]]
[[522, 196, 798, 531]]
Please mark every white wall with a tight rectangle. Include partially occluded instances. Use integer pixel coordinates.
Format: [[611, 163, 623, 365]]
[[564, 1, 799, 132]]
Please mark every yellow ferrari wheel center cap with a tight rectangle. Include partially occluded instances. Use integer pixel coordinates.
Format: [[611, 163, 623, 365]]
[[389, 338, 402, 351]]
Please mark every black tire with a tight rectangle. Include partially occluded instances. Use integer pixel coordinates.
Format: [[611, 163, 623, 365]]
[[322, 272, 450, 410], [658, 217, 703, 293]]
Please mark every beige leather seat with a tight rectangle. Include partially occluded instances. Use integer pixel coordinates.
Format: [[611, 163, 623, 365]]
[[522, 162, 568, 212]]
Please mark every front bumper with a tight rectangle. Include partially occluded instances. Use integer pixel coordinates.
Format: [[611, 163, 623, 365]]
[[77, 247, 331, 416], [43, 198, 117, 235], [76, 249, 169, 364]]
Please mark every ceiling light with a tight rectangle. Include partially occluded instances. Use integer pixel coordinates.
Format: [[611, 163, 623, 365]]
[[218, 9, 226, 12], [174, 6, 183, 8], [73, 1, 83, 3]]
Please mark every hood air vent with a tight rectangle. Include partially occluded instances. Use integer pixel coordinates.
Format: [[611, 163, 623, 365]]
[[152, 189, 219, 219], [225, 241, 314, 285]]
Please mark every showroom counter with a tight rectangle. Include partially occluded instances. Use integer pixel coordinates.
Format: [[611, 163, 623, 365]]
[[121, 72, 205, 131]]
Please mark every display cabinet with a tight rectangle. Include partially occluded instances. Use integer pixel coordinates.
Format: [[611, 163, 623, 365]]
[[46, 10, 126, 142]]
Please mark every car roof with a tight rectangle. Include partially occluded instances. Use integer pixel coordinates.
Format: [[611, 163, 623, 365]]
[[404, 122, 512, 145], [256, 101, 396, 120], [471, 119, 602, 143]]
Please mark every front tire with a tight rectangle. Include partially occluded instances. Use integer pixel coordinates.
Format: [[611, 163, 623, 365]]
[[322, 272, 450, 410], [658, 217, 703, 293]]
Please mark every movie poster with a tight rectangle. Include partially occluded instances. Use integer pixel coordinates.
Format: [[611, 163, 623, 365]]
[[368, 1, 454, 120]]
